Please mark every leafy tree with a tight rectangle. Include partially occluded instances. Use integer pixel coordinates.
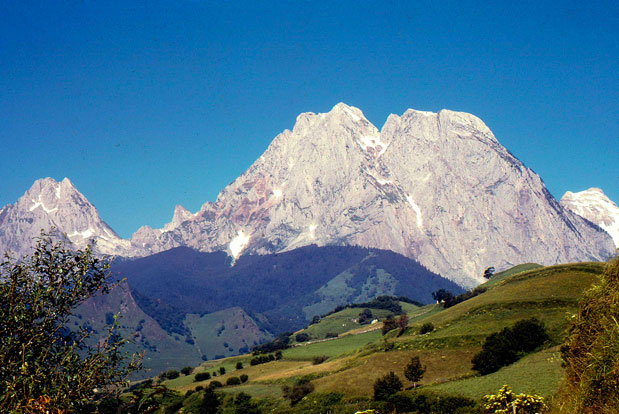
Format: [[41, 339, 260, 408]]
[[431, 288, 454, 304], [311, 315, 321, 325], [164, 369, 179, 380], [373, 371, 403, 401], [472, 318, 548, 375], [233, 392, 260, 414], [240, 374, 249, 383], [226, 376, 241, 386], [483, 266, 495, 279], [195, 372, 211, 381], [219, 366, 226, 375], [560, 257, 619, 413], [397, 314, 409, 334], [199, 386, 221, 414], [381, 315, 399, 335], [295, 332, 310, 342], [404, 356, 426, 388], [358, 308, 374, 325], [0, 234, 141, 412], [235, 361, 243, 370], [181, 366, 193, 375]]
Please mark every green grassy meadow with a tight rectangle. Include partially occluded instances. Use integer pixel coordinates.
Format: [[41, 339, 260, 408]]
[[140, 262, 606, 412]]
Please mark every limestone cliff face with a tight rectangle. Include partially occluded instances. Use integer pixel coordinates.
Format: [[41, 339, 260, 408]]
[[129, 103, 615, 287]]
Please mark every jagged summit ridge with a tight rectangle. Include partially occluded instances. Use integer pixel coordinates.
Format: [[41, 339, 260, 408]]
[[130, 103, 615, 286], [561, 188, 619, 248]]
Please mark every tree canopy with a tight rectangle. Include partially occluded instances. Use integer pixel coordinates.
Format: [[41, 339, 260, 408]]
[[0, 233, 141, 412]]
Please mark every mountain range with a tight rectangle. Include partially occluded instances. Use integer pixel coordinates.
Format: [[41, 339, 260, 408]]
[[0, 103, 614, 287]]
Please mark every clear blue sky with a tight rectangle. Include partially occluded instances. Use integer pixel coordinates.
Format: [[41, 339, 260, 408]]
[[1, 0, 617, 238]]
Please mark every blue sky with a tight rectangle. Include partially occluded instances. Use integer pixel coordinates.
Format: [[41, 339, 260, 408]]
[[1, 0, 617, 238]]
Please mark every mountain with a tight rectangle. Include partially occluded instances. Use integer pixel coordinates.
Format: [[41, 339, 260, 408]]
[[112, 245, 462, 333], [0, 177, 142, 258], [1, 105, 614, 286], [129, 103, 614, 287], [560, 188, 619, 248]]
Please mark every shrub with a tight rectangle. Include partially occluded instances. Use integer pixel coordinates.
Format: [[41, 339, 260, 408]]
[[373, 372, 403, 401], [481, 385, 547, 413], [419, 322, 434, 334], [325, 332, 339, 338], [226, 377, 241, 386], [209, 380, 222, 389], [195, 386, 203, 391], [390, 390, 477, 413], [282, 378, 315, 405], [185, 389, 194, 398], [275, 350, 283, 360], [219, 367, 226, 375], [295, 333, 310, 342], [240, 374, 248, 383], [235, 361, 243, 370], [195, 372, 211, 382]]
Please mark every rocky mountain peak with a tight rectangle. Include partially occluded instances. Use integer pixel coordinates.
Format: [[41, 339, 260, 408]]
[[132, 104, 614, 287], [163, 205, 195, 232], [0, 177, 138, 258]]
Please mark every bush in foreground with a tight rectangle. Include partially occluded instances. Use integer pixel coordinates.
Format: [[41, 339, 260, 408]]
[[481, 385, 547, 413]]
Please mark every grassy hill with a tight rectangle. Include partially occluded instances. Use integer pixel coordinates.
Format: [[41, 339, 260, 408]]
[[143, 261, 605, 412]]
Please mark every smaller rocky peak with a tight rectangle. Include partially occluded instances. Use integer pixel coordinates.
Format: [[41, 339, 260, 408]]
[[163, 205, 195, 232], [561, 188, 619, 248]]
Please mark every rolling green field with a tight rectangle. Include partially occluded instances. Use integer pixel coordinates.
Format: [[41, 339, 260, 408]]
[[140, 261, 606, 412]]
